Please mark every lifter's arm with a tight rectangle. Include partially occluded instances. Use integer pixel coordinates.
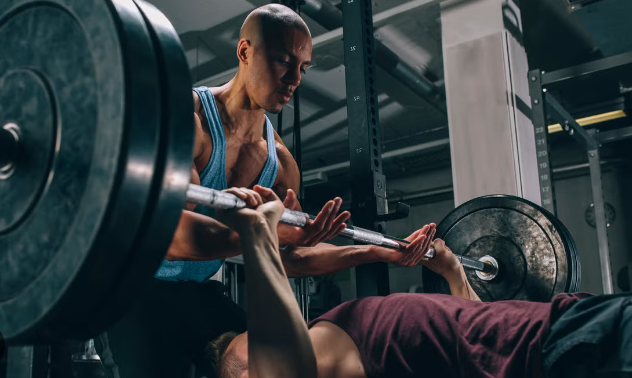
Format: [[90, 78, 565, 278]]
[[428, 239, 481, 302], [447, 269, 481, 301], [219, 188, 318, 378]]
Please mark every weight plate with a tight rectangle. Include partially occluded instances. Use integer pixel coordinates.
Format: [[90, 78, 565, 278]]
[[0, 0, 175, 343], [547, 213, 580, 292], [422, 195, 578, 302], [72, 0, 195, 337]]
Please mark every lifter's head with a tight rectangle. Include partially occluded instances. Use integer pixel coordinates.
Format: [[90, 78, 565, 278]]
[[236, 4, 312, 114], [207, 331, 249, 378]]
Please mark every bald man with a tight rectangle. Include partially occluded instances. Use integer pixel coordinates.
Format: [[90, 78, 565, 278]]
[[97, 5, 435, 378], [162, 4, 433, 283]]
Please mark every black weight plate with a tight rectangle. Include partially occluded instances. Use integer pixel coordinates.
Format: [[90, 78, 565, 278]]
[[422, 195, 574, 302], [0, 0, 167, 343], [63, 0, 195, 338], [532, 202, 580, 293]]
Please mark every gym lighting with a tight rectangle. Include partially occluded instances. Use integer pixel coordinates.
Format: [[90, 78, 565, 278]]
[[548, 110, 627, 133]]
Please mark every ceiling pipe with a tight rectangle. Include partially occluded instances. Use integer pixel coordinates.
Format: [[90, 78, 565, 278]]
[[302, 0, 446, 113]]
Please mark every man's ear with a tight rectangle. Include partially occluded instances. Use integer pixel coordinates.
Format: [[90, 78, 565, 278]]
[[237, 39, 251, 65]]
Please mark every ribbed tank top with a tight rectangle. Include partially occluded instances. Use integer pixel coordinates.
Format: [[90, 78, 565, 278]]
[[154, 87, 279, 282]]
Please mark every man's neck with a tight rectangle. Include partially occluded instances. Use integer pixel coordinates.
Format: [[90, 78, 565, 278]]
[[214, 74, 267, 141]]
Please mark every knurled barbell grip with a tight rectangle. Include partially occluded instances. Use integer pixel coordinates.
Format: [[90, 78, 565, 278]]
[[185, 184, 404, 249], [424, 248, 494, 274]]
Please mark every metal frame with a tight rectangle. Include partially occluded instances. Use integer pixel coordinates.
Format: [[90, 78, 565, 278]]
[[542, 94, 614, 294], [527, 71, 556, 214], [594, 126, 632, 144], [342, 0, 390, 297], [527, 52, 632, 294], [540, 51, 632, 86]]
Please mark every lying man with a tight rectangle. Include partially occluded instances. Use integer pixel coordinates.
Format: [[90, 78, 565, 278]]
[[211, 186, 632, 378]]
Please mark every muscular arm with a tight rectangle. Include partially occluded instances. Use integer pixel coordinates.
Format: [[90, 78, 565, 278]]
[[233, 199, 317, 378], [445, 268, 481, 301], [165, 91, 242, 260], [166, 210, 241, 261], [281, 243, 387, 277], [273, 143, 392, 276]]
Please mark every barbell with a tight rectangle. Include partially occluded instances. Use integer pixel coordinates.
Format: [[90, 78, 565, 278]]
[[187, 183, 493, 276], [0, 0, 579, 345]]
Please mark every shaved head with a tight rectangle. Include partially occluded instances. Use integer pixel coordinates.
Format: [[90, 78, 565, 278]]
[[235, 4, 312, 113], [240, 4, 311, 49]]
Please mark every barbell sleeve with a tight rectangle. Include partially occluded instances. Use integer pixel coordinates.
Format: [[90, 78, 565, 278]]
[[185, 184, 403, 249]]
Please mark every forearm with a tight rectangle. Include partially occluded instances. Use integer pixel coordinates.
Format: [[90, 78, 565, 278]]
[[165, 210, 242, 261], [241, 223, 317, 378], [281, 243, 383, 278], [444, 268, 481, 301]]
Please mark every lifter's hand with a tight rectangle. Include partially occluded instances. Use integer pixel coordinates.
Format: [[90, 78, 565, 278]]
[[277, 189, 351, 247], [216, 186, 285, 238], [222, 187, 263, 208], [419, 238, 462, 279], [426, 239, 480, 301], [375, 224, 436, 267]]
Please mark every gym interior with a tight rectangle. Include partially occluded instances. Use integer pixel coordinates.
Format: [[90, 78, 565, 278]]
[[0, 0, 631, 377]]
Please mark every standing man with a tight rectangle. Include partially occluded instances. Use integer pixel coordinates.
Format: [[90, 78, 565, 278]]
[[98, 4, 434, 378], [163, 4, 433, 278]]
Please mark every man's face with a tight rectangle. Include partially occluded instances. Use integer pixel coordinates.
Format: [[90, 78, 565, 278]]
[[245, 27, 312, 114]]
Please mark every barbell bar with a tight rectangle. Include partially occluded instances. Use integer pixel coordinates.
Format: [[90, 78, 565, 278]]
[[185, 183, 497, 275]]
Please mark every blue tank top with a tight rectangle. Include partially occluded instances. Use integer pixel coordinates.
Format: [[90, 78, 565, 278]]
[[155, 87, 279, 282]]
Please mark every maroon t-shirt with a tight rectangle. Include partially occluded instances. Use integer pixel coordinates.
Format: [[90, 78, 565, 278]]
[[308, 292, 593, 378]]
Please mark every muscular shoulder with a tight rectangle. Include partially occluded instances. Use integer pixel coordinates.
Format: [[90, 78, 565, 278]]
[[192, 87, 222, 116]]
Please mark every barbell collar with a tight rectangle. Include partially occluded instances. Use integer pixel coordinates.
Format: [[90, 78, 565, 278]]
[[475, 255, 499, 280]]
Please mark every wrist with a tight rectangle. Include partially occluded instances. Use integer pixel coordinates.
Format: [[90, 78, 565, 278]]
[[366, 245, 393, 264], [445, 268, 474, 299], [443, 267, 467, 288], [238, 219, 269, 240]]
